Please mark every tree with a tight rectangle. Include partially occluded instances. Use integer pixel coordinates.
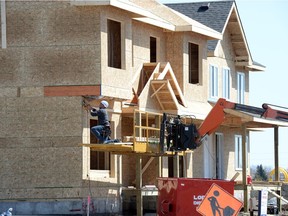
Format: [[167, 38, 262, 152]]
[[254, 164, 268, 181]]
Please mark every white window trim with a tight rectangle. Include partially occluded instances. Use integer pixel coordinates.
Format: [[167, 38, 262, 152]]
[[90, 170, 110, 178], [209, 64, 219, 101], [237, 72, 245, 104], [222, 67, 230, 100]]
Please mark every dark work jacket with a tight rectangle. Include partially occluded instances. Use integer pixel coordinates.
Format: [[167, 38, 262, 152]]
[[90, 108, 110, 126]]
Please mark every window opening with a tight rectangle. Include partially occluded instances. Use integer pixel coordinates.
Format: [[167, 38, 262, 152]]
[[168, 156, 184, 177], [189, 43, 199, 84], [108, 19, 121, 69], [90, 119, 110, 170], [150, 36, 157, 63]]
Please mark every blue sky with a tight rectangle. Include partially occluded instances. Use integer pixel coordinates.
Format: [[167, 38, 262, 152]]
[[160, 0, 288, 168]]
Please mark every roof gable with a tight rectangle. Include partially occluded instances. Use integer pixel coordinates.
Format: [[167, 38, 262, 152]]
[[130, 62, 187, 112], [166, 0, 265, 72]]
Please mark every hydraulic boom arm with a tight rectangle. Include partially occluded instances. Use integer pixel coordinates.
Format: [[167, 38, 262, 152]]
[[160, 98, 288, 152]]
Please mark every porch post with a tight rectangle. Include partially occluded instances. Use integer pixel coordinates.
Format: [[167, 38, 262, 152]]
[[173, 152, 180, 177], [274, 126, 279, 181], [136, 155, 143, 216], [241, 124, 248, 212]]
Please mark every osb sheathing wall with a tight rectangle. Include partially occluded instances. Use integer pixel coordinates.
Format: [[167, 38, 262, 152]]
[[2, 1, 102, 86], [0, 1, 120, 201], [166, 32, 210, 103], [100, 7, 134, 100], [132, 21, 167, 67]]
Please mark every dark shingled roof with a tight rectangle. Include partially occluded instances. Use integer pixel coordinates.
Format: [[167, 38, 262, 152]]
[[166, 1, 235, 51]]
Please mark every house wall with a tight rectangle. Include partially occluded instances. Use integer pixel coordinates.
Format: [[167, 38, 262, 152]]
[[132, 20, 167, 67], [100, 6, 133, 100], [166, 32, 209, 102], [192, 29, 251, 181], [213, 29, 250, 103], [132, 21, 167, 111], [0, 2, 122, 214], [182, 33, 209, 102]]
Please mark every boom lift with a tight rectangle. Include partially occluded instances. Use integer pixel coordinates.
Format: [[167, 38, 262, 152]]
[[159, 98, 288, 152], [83, 97, 288, 155]]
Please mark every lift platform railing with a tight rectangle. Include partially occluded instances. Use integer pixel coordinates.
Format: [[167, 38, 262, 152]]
[[133, 110, 162, 153]]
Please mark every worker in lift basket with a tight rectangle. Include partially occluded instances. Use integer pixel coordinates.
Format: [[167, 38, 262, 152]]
[[89, 100, 120, 144]]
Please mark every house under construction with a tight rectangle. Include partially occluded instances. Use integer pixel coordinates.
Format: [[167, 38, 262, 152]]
[[1, 0, 288, 215]]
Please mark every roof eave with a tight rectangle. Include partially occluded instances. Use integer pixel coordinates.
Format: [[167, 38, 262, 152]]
[[71, 0, 159, 20], [134, 17, 175, 31], [175, 25, 222, 40], [71, 0, 110, 6], [246, 64, 266, 72]]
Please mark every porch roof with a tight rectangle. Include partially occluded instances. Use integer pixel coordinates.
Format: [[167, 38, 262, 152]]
[[224, 108, 288, 129]]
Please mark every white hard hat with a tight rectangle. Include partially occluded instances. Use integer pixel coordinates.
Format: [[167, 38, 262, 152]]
[[100, 100, 109, 108]]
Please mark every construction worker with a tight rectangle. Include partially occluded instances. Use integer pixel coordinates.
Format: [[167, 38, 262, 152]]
[[88, 100, 120, 144]]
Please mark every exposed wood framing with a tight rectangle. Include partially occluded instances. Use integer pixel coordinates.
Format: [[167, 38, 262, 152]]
[[151, 80, 178, 110], [44, 85, 101, 97]]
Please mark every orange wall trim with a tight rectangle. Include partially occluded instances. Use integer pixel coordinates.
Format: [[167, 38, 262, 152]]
[[44, 85, 101, 97]]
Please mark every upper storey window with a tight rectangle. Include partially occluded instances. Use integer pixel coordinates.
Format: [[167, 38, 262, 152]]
[[150, 36, 157, 63], [108, 19, 121, 69], [222, 68, 230, 100], [188, 43, 199, 84], [237, 72, 245, 104], [209, 64, 218, 100]]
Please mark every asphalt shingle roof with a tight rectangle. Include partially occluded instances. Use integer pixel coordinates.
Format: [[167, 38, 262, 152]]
[[166, 1, 235, 51], [165, 1, 234, 32]]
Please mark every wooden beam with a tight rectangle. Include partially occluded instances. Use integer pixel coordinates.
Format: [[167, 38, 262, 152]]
[[235, 56, 249, 62], [150, 83, 166, 98], [44, 85, 101, 97]]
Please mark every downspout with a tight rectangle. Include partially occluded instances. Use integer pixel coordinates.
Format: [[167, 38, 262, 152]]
[[1, 0, 6, 49]]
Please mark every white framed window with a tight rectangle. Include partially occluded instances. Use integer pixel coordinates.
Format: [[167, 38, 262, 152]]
[[237, 72, 245, 104], [222, 68, 230, 99], [209, 64, 218, 100], [235, 135, 249, 170]]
